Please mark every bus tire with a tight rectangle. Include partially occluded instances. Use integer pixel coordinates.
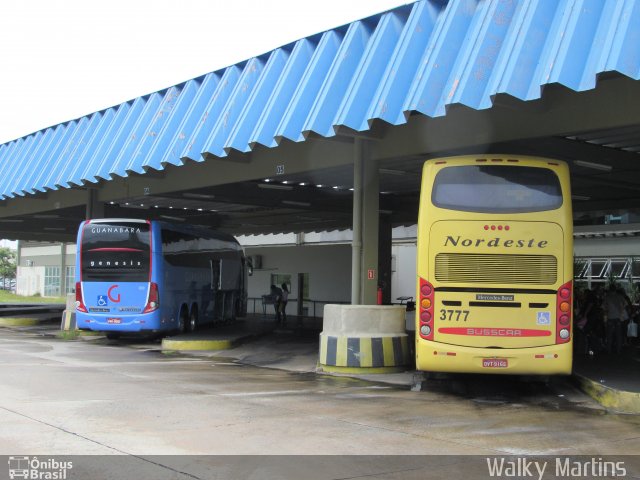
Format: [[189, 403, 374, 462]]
[[188, 305, 198, 332], [178, 306, 188, 334]]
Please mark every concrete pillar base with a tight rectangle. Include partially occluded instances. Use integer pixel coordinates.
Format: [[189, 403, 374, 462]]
[[319, 305, 410, 372]]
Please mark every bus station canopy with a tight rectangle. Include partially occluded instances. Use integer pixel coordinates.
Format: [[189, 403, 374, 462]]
[[1, 0, 640, 241]]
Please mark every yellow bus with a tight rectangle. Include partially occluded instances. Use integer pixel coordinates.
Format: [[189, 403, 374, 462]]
[[416, 155, 573, 375]]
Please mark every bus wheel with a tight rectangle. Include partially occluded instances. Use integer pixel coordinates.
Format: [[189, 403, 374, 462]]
[[178, 307, 188, 334], [188, 306, 198, 333]]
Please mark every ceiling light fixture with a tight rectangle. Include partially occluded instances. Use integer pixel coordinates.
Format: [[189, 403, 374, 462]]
[[282, 200, 311, 207], [379, 168, 407, 176], [160, 215, 185, 222], [258, 183, 293, 191], [573, 160, 612, 172], [183, 193, 216, 200], [571, 195, 591, 201]]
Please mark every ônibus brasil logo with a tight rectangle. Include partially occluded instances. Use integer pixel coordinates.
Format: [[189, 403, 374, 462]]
[[8, 456, 73, 480]]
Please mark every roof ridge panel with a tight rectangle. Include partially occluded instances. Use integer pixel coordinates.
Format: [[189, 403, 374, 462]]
[[201, 57, 266, 158], [335, 9, 408, 132], [541, 0, 605, 90], [603, 0, 640, 79], [369, 1, 442, 126], [91, 98, 147, 182], [41, 116, 93, 191], [11, 126, 60, 198], [274, 30, 343, 143], [0, 139, 24, 198], [7, 132, 41, 196], [67, 108, 116, 187], [404, 0, 478, 117], [451, 0, 521, 110], [495, 0, 561, 101], [179, 66, 243, 162], [27, 121, 79, 195], [249, 39, 316, 150], [53, 112, 104, 189], [109, 92, 164, 177], [123, 86, 186, 174], [225, 48, 291, 154], [302, 20, 373, 138], [154, 73, 221, 168], [140, 79, 201, 172]]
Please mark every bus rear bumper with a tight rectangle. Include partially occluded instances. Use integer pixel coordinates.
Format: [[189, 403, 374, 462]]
[[76, 311, 164, 333], [416, 342, 572, 375]]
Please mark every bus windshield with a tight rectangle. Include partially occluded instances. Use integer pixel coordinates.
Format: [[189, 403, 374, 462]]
[[432, 165, 562, 213], [81, 222, 151, 282]]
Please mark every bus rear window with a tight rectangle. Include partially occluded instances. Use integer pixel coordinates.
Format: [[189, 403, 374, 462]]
[[432, 165, 563, 213], [81, 222, 150, 282]]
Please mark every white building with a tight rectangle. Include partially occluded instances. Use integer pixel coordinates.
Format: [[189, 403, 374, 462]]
[[16, 224, 640, 305]]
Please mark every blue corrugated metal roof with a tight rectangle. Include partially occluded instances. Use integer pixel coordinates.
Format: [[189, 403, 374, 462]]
[[1, 0, 640, 199]]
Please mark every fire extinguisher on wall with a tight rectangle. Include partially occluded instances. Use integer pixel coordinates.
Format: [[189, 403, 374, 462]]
[[377, 286, 383, 305]]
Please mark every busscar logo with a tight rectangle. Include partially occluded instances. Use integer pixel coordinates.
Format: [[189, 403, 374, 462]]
[[8, 456, 73, 480]]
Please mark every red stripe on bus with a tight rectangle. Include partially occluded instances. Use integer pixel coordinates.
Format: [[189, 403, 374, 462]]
[[438, 327, 551, 337], [87, 248, 144, 252]]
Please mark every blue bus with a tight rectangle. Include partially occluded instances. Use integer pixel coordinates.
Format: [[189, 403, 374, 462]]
[[75, 219, 249, 337]]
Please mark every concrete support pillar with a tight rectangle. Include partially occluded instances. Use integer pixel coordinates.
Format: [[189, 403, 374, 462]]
[[378, 215, 392, 305], [60, 242, 67, 297], [351, 140, 363, 305], [86, 189, 104, 219], [361, 148, 379, 305], [351, 139, 379, 305]]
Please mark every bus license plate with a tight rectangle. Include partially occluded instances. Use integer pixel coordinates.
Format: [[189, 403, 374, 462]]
[[483, 358, 508, 368], [107, 318, 122, 324]]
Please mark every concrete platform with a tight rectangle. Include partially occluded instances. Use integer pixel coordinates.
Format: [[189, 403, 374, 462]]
[[572, 345, 640, 414]]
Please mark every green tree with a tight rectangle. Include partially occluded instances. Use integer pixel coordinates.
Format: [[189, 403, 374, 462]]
[[0, 247, 16, 279]]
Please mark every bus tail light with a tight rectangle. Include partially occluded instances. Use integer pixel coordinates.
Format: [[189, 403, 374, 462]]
[[75, 282, 87, 313], [556, 281, 572, 344], [143, 282, 160, 313], [419, 278, 434, 340]]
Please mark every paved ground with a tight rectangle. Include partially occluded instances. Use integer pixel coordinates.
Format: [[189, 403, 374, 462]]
[[1, 327, 640, 456]]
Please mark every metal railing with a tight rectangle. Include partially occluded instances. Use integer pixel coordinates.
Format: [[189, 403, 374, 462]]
[[247, 297, 349, 319]]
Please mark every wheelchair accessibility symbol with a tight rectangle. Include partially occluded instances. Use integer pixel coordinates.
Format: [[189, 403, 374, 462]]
[[97, 295, 108, 307], [537, 311, 551, 325]]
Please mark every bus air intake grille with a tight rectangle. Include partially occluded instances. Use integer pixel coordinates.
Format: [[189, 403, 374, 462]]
[[434, 254, 557, 285]]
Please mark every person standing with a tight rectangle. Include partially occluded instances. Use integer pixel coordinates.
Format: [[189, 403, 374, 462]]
[[270, 284, 283, 324], [603, 286, 625, 354], [280, 283, 289, 326]]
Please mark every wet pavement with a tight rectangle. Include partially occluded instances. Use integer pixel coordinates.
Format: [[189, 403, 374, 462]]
[[4, 311, 640, 412], [1, 320, 640, 478]]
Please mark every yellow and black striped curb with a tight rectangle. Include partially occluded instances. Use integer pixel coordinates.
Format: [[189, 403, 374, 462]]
[[319, 334, 410, 370], [161, 337, 243, 352], [0, 317, 40, 327], [573, 374, 640, 415]]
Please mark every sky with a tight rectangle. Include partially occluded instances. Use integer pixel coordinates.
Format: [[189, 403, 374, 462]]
[[0, 0, 410, 145]]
